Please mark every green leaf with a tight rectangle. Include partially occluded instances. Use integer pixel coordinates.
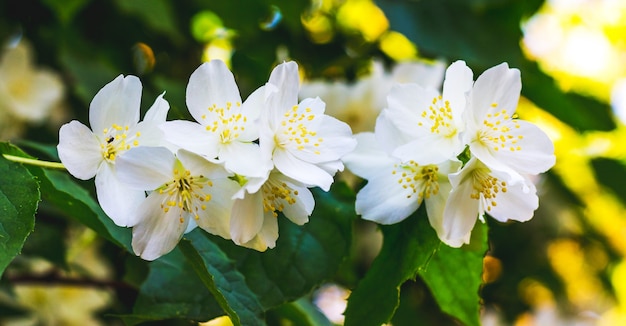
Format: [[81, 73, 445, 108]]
[[212, 184, 355, 309], [344, 207, 440, 326], [31, 169, 132, 251], [180, 230, 266, 326], [418, 224, 488, 326], [0, 145, 39, 275], [130, 248, 225, 324], [377, 0, 616, 131], [267, 298, 332, 326]]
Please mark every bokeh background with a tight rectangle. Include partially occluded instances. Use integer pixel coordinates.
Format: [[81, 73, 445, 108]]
[[1, 0, 626, 325]]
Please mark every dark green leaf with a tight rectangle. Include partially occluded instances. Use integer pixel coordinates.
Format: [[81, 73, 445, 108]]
[[592, 157, 626, 204], [0, 144, 39, 276], [418, 224, 488, 326], [180, 230, 266, 326], [266, 298, 332, 326], [344, 207, 440, 326], [377, 0, 616, 131], [31, 169, 132, 251], [130, 248, 224, 324], [212, 184, 355, 309]]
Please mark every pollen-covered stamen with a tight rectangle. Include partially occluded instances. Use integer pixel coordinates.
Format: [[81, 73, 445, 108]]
[[156, 160, 214, 224], [468, 167, 507, 213], [275, 105, 323, 154], [391, 160, 440, 200], [100, 124, 141, 162], [478, 105, 523, 152], [418, 95, 457, 137], [261, 177, 299, 218], [203, 101, 247, 144]]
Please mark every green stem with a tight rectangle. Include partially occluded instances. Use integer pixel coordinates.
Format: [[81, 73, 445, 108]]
[[2, 154, 66, 170]]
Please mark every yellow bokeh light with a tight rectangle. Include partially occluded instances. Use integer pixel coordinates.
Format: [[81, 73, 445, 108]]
[[202, 39, 234, 67], [336, 0, 389, 42], [379, 31, 418, 61]]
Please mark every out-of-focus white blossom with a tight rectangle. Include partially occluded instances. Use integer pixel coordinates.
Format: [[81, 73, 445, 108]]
[[299, 60, 446, 133], [0, 41, 65, 139]]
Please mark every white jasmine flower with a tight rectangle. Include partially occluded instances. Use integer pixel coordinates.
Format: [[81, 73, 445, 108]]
[[229, 169, 314, 252], [463, 63, 555, 182], [382, 60, 473, 164], [161, 60, 266, 177], [116, 147, 238, 261], [258, 61, 356, 191], [343, 132, 460, 232], [57, 75, 169, 227], [441, 157, 539, 247]]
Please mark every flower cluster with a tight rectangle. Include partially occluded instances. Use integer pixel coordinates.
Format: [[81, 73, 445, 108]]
[[342, 61, 556, 247], [58, 60, 356, 260]]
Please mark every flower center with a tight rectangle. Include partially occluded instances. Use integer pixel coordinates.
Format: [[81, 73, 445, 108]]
[[392, 160, 440, 200], [261, 177, 298, 217], [100, 124, 141, 162], [478, 105, 523, 152], [468, 167, 507, 213], [276, 105, 323, 154], [418, 95, 457, 138], [157, 160, 213, 223], [202, 101, 247, 144]]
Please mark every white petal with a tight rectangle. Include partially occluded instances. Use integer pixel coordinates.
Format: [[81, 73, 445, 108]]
[[425, 179, 453, 240], [273, 149, 334, 191], [274, 175, 314, 225], [132, 193, 188, 261], [355, 166, 421, 224], [95, 163, 146, 227], [128, 120, 166, 148], [230, 192, 265, 245], [469, 63, 521, 122], [440, 177, 478, 247], [239, 212, 279, 252], [392, 133, 463, 165], [442, 60, 473, 118], [186, 60, 242, 123], [219, 141, 270, 177], [176, 149, 230, 180], [374, 109, 415, 155], [267, 61, 300, 112], [477, 120, 555, 176], [89, 75, 141, 133], [116, 146, 175, 190], [342, 132, 395, 179], [290, 114, 356, 164], [195, 178, 239, 239], [488, 173, 539, 223], [160, 120, 219, 158], [143, 92, 170, 123], [57, 121, 102, 180]]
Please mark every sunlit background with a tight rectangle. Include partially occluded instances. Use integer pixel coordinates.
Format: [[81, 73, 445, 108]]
[[2, 0, 626, 324]]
